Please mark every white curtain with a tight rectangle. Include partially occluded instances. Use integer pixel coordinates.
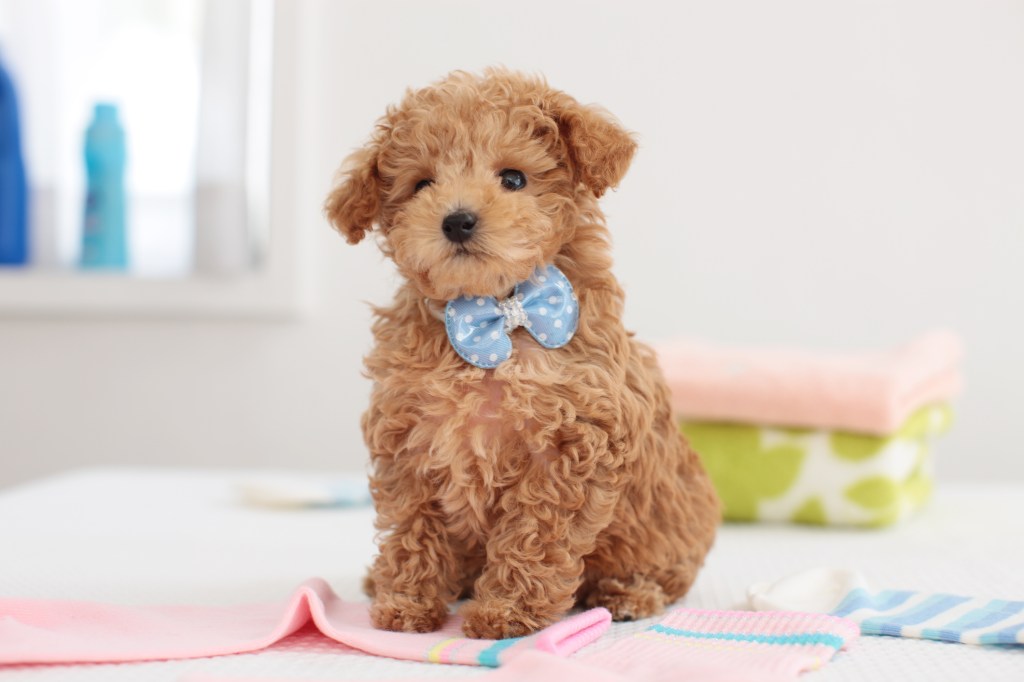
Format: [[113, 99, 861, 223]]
[[194, 0, 251, 276]]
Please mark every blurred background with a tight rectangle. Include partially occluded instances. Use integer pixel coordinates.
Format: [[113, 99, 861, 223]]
[[0, 0, 1021, 490]]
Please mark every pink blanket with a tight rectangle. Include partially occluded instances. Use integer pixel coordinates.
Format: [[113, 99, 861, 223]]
[[655, 329, 963, 434], [182, 608, 861, 682], [0, 579, 859, 682], [0, 578, 608, 667]]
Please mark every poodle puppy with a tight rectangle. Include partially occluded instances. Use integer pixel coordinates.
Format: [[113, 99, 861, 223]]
[[325, 69, 719, 639]]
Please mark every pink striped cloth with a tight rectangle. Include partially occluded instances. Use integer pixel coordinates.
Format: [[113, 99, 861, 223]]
[[0, 578, 609, 667], [580, 608, 860, 681], [182, 608, 860, 682], [655, 329, 963, 434]]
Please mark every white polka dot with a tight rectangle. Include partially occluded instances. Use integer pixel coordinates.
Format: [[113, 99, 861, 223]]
[[566, 306, 573, 314], [490, 330, 500, 340], [464, 315, 473, 323], [548, 296, 558, 304], [473, 336, 481, 343], [525, 320, 532, 328], [554, 319, 563, 328], [567, 332, 574, 340], [505, 349, 512, 358], [538, 307, 547, 315], [481, 321, 489, 328], [471, 354, 479, 363], [538, 275, 547, 282], [489, 353, 498, 362], [539, 333, 548, 341], [464, 294, 472, 301], [476, 298, 485, 306], [447, 307, 455, 317], [517, 293, 525, 301]]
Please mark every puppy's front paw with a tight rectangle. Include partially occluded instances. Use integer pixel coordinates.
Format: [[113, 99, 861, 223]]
[[371, 594, 447, 633], [584, 575, 667, 622], [460, 599, 549, 639]]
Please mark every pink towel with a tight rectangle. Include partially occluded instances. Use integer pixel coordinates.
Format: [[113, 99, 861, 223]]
[[655, 329, 963, 434], [0, 578, 609, 667]]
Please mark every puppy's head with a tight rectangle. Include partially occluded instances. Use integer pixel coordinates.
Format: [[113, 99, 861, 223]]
[[325, 69, 636, 300]]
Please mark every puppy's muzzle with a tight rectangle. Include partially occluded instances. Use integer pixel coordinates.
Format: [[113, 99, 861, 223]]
[[442, 210, 478, 244]]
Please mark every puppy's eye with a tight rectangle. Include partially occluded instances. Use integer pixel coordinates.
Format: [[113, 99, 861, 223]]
[[413, 178, 434, 194], [498, 169, 526, 191]]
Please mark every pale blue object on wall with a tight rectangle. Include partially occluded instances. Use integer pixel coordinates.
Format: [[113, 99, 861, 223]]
[[80, 103, 127, 269], [0, 53, 28, 266]]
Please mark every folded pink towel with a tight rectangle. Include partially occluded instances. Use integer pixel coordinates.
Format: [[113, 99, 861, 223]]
[[655, 330, 963, 434], [0, 578, 609, 667]]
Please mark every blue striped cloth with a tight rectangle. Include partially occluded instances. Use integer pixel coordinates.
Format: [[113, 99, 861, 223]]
[[832, 587, 1024, 645]]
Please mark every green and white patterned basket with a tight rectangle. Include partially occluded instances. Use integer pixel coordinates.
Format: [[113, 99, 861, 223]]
[[682, 404, 953, 527]]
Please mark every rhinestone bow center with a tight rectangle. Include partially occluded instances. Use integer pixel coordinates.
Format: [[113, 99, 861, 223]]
[[498, 294, 528, 333], [491, 294, 524, 331]]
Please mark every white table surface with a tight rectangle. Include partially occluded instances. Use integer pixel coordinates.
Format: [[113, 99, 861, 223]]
[[0, 468, 1022, 681]]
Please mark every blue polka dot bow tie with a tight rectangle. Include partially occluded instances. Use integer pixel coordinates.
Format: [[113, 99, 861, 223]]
[[445, 264, 579, 369]]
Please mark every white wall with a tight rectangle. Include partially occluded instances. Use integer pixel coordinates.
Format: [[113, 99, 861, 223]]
[[2, 0, 1022, 488]]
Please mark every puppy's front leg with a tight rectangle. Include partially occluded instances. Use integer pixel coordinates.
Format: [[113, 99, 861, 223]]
[[369, 485, 461, 633], [461, 424, 620, 639]]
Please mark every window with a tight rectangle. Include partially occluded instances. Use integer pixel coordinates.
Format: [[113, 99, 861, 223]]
[[0, 0, 272, 278]]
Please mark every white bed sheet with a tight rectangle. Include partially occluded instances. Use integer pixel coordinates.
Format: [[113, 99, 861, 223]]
[[0, 468, 1021, 681]]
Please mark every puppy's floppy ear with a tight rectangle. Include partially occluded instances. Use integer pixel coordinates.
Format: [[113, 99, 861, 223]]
[[546, 92, 638, 197], [324, 145, 382, 244]]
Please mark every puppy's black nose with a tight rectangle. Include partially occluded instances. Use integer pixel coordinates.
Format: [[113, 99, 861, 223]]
[[442, 211, 478, 244]]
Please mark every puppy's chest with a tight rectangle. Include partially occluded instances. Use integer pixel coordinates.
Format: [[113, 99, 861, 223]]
[[450, 332, 558, 424], [428, 339, 564, 535], [442, 357, 537, 454]]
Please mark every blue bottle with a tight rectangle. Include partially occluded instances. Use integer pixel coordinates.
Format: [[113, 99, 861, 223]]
[[80, 103, 127, 269], [0, 54, 28, 266]]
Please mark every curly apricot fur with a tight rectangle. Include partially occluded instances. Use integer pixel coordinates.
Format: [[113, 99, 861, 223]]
[[326, 69, 719, 639]]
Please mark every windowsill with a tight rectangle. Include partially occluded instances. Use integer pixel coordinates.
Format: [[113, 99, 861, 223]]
[[0, 268, 302, 320]]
